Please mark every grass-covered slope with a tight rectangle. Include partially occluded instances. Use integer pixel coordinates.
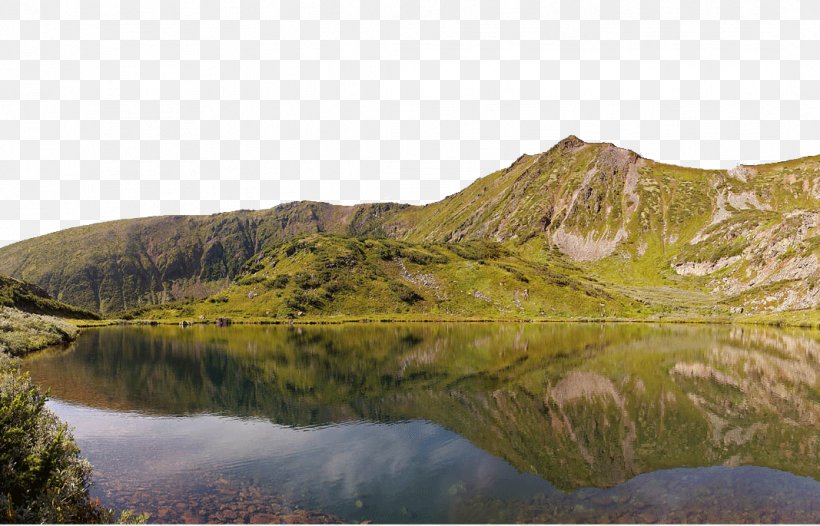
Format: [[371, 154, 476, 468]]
[[0, 275, 99, 320], [388, 137, 819, 312], [0, 273, 90, 356], [386, 136, 714, 251], [0, 273, 93, 355], [128, 234, 647, 321], [0, 307, 78, 357], [0, 136, 817, 318], [0, 273, 89, 356], [0, 202, 406, 314], [386, 137, 820, 316]]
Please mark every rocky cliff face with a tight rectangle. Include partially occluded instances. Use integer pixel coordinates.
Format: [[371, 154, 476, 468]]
[[0, 137, 817, 316]]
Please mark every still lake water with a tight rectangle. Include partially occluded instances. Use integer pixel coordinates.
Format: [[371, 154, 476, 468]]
[[24, 323, 820, 523]]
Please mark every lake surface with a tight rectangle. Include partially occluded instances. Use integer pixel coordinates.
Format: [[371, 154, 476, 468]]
[[24, 323, 820, 523]]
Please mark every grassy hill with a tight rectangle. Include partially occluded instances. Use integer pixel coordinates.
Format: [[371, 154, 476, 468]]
[[0, 306, 80, 356], [0, 274, 99, 320], [0, 202, 405, 314], [123, 234, 649, 321], [387, 137, 819, 314], [0, 274, 95, 356], [0, 136, 817, 320]]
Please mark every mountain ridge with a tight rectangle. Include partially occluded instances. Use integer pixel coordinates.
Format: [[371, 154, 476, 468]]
[[1, 136, 817, 318]]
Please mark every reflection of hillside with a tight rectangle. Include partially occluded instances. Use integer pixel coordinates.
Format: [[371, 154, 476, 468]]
[[25, 324, 820, 490]]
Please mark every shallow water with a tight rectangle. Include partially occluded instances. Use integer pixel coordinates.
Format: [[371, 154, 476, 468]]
[[24, 323, 820, 523]]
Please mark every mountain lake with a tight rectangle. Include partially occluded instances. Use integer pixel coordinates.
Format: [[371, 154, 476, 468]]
[[23, 323, 820, 523]]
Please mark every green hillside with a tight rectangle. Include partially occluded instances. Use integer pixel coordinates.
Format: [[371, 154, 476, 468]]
[[0, 273, 94, 356], [124, 234, 649, 321], [387, 137, 820, 314], [0, 306, 80, 356], [0, 274, 99, 320], [0, 202, 405, 313], [0, 136, 817, 320]]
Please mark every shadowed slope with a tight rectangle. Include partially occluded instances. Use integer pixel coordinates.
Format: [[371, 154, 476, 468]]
[[0, 274, 98, 320]]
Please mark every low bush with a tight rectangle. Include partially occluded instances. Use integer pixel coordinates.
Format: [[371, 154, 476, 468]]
[[284, 240, 318, 257], [405, 249, 448, 265], [376, 243, 448, 265], [268, 275, 290, 289], [294, 272, 323, 290], [286, 290, 326, 312], [498, 264, 530, 283], [0, 354, 143, 523], [377, 244, 401, 261], [389, 282, 424, 304], [236, 275, 267, 286], [447, 241, 506, 261], [325, 280, 354, 296], [208, 296, 229, 304]]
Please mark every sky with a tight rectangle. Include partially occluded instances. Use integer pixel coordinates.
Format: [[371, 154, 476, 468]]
[[0, 0, 818, 247]]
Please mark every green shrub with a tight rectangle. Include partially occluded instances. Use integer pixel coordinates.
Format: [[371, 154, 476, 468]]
[[0, 355, 142, 524], [322, 254, 359, 268], [269, 275, 290, 289], [376, 243, 448, 265], [448, 241, 506, 261], [284, 240, 317, 257], [377, 244, 401, 261], [236, 275, 267, 286], [498, 264, 530, 283], [405, 250, 436, 265], [294, 272, 322, 290], [208, 296, 229, 304], [325, 280, 353, 296], [285, 290, 326, 311], [389, 282, 424, 304], [241, 260, 266, 274]]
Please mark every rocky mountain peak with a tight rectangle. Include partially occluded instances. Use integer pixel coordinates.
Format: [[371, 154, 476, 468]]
[[552, 135, 587, 154]]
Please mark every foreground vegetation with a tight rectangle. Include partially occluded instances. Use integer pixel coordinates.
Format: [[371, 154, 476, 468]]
[[0, 301, 143, 523], [1, 352, 98, 523], [0, 352, 144, 523]]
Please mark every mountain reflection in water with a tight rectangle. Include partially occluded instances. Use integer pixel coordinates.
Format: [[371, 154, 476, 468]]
[[25, 323, 820, 523]]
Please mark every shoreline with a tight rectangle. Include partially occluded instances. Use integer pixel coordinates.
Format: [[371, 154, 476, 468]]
[[68, 313, 820, 330]]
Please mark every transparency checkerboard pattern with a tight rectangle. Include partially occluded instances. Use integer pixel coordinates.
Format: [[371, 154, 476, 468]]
[[1, 0, 819, 247]]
